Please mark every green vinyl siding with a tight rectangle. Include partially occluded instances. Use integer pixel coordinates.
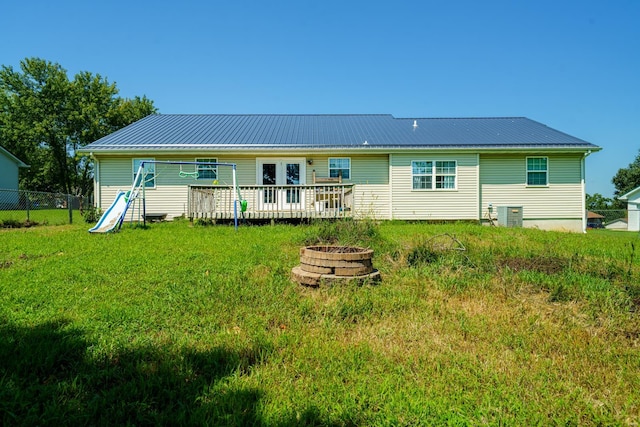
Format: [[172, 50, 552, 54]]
[[0, 152, 20, 190], [350, 155, 389, 218], [308, 154, 390, 218], [479, 153, 583, 219], [390, 153, 478, 220], [96, 156, 244, 219]]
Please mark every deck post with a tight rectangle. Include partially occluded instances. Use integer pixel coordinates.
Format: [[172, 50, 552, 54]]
[[232, 165, 238, 231]]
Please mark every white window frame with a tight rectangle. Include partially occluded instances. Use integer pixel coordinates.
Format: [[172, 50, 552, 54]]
[[328, 157, 351, 180], [411, 160, 457, 190], [411, 160, 433, 190], [133, 158, 156, 189], [526, 156, 548, 187], [195, 158, 218, 180]]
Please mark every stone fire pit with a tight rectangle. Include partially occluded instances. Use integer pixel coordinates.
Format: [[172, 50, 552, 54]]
[[292, 245, 381, 286]]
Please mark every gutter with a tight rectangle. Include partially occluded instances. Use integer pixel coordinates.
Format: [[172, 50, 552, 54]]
[[80, 145, 602, 155]]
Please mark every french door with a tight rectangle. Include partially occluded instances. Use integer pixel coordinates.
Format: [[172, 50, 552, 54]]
[[257, 158, 306, 210]]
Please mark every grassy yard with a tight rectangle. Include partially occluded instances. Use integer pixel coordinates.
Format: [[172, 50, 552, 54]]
[[1, 220, 638, 426], [0, 208, 80, 226]]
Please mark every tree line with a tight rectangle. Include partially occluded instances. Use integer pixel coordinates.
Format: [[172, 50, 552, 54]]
[[2, 57, 638, 205], [587, 150, 640, 211], [0, 57, 156, 196]]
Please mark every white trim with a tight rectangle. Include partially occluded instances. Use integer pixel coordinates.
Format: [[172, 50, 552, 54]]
[[132, 158, 156, 189], [477, 153, 481, 221], [255, 157, 307, 185], [255, 157, 307, 211], [581, 153, 586, 232], [194, 157, 218, 180], [526, 156, 548, 187], [410, 160, 458, 191], [389, 154, 394, 219], [95, 158, 101, 209], [328, 157, 351, 180]]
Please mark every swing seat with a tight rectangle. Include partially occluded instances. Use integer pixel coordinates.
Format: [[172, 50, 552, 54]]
[[143, 213, 167, 222]]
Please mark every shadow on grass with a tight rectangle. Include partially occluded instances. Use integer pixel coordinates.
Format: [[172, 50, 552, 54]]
[[0, 317, 334, 426]]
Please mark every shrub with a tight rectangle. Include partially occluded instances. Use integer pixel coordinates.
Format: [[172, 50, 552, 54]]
[[0, 219, 38, 228], [81, 206, 102, 224], [303, 218, 380, 247]]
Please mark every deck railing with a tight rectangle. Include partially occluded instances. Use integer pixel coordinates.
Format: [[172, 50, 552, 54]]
[[188, 184, 354, 220]]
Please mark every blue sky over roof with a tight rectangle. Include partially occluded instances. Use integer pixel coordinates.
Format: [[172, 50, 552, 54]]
[[2, 0, 638, 196]]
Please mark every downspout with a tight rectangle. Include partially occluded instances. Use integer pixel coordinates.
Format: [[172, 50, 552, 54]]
[[581, 150, 592, 233], [477, 153, 481, 223], [92, 153, 100, 209], [388, 154, 393, 220]]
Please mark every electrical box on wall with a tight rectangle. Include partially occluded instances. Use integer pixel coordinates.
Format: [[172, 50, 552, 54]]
[[497, 206, 523, 227]]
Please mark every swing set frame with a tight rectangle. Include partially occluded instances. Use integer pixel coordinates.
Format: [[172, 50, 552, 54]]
[[131, 160, 240, 230]]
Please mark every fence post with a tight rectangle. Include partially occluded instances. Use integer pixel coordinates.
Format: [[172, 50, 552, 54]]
[[68, 194, 73, 224], [25, 191, 30, 222]]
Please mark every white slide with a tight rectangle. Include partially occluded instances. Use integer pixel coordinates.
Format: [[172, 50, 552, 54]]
[[89, 191, 130, 233]]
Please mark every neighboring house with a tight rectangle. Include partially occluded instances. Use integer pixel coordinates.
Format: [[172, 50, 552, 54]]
[[0, 146, 29, 208], [619, 186, 640, 232], [586, 211, 605, 229], [605, 218, 628, 231], [81, 114, 601, 232]]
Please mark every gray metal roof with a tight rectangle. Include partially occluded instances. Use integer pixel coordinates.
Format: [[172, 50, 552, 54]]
[[83, 114, 600, 152]]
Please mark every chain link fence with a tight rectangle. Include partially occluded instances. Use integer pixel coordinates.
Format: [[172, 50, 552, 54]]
[[0, 188, 92, 227], [588, 209, 628, 229]]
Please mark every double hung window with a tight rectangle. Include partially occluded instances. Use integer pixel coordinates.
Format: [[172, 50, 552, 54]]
[[329, 158, 350, 180], [526, 157, 548, 186], [412, 160, 456, 190], [196, 158, 217, 180], [133, 159, 155, 188]]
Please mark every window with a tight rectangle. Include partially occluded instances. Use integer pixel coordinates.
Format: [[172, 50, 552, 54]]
[[412, 161, 432, 189], [196, 158, 217, 180], [133, 159, 155, 188], [329, 158, 350, 180], [527, 157, 548, 186], [435, 161, 456, 189], [412, 160, 457, 190]]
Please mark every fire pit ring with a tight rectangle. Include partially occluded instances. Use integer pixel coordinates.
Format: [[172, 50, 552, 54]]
[[292, 245, 381, 287]]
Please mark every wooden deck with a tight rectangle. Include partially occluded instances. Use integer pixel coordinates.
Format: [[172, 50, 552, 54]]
[[188, 184, 354, 220]]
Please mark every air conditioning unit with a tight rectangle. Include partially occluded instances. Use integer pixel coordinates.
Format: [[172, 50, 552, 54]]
[[497, 206, 523, 227]]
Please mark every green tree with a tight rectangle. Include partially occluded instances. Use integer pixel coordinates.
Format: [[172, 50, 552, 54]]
[[612, 149, 640, 204], [0, 57, 156, 195], [586, 193, 614, 211]]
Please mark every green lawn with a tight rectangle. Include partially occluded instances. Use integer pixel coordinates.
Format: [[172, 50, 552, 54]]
[[1, 220, 638, 426], [0, 208, 79, 226]]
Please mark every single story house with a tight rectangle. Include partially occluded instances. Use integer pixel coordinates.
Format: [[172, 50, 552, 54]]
[[81, 114, 601, 232], [586, 211, 605, 229], [0, 146, 29, 208], [619, 186, 640, 232], [605, 218, 628, 231]]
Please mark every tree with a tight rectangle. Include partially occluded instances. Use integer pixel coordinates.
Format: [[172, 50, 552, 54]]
[[586, 193, 614, 211], [612, 149, 640, 204], [0, 57, 156, 195]]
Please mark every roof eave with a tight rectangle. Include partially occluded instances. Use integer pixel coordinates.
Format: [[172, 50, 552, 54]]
[[81, 144, 601, 155], [619, 186, 640, 201], [0, 147, 29, 167]]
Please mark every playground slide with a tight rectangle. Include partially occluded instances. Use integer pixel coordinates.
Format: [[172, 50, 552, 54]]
[[89, 191, 130, 233]]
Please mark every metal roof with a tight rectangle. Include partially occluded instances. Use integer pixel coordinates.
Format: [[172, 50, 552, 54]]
[[83, 114, 600, 152]]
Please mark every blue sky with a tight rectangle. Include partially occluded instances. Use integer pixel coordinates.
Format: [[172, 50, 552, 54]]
[[2, 0, 638, 197]]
